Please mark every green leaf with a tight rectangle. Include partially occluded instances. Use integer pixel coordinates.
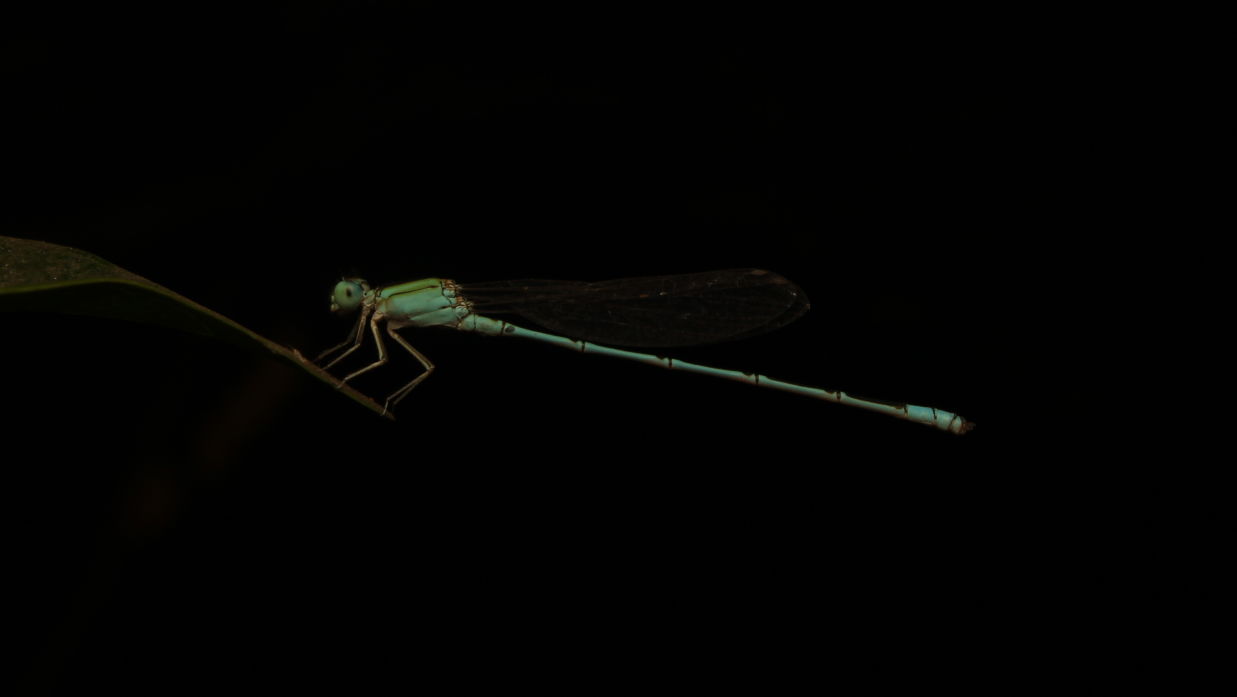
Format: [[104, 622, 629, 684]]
[[0, 235, 389, 419]]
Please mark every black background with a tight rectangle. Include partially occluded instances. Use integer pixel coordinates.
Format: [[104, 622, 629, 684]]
[[6, 4, 1084, 693]]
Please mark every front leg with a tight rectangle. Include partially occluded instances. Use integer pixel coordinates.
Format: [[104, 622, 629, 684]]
[[338, 310, 391, 384], [318, 305, 373, 370]]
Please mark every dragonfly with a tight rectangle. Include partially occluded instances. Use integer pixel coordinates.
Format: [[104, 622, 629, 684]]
[[317, 269, 973, 434]]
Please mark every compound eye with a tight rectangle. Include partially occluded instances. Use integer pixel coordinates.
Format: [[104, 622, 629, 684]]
[[329, 279, 367, 314]]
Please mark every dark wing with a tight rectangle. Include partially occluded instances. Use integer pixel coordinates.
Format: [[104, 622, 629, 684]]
[[460, 269, 809, 347]]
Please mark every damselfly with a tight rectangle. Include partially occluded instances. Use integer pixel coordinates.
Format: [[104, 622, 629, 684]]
[[318, 269, 973, 434]]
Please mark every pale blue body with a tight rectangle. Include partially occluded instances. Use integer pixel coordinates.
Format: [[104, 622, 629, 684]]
[[319, 276, 972, 434]]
